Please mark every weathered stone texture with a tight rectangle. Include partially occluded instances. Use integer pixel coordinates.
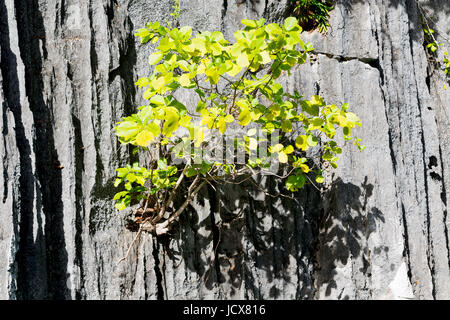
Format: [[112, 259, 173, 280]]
[[0, 0, 449, 299]]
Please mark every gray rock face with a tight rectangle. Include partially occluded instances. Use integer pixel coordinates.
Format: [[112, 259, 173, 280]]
[[0, 0, 449, 299]]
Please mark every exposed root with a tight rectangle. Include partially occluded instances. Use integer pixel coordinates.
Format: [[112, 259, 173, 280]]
[[118, 179, 208, 264]]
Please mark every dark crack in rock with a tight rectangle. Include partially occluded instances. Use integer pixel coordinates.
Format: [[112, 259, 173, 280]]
[[0, 0, 449, 300]]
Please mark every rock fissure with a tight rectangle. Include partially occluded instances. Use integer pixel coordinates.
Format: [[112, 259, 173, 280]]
[[0, 0, 449, 300]]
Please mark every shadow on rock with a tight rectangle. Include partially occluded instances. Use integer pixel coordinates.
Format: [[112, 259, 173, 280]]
[[159, 174, 384, 299], [314, 177, 384, 298]]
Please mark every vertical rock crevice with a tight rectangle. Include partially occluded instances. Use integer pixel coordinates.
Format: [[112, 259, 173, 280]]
[[0, 0, 449, 300]]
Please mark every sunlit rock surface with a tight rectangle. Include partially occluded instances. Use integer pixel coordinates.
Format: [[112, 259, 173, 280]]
[[0, 0, 449, 299]]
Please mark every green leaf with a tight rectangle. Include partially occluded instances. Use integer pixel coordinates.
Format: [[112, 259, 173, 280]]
[[310, 117, 324, 129], [286, 174, 306, 192], [284, 17, 298, 31], [316, 175, 325, 184], [115, 19, 365, 212], [307, 135, 318, 147], [343, 126, 351, 136], [186, 168, 198, 177], [295, 135, 309, 151], [138, 106, 153, 124], [281, 119, 293, 133]]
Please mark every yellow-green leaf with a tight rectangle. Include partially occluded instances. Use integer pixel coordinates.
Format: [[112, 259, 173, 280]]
[[284, 145, 294, 154], [194, 127, 205, 147], [335, 114, 347, 127], [224, 114, 234, 123], [205, 67, 220, 84], [150, 95, 165, 106], [284, 17, 298, 31], [260, 51, 271, 64], [116, 121, 140, 140], [143, 88, 154, 100], [227, 63, 241, 77], [272, 143, 284, 153], [241, 19, 257, 28], [138, 106, 153, 124], [237, 52, 249, 68], [148, 52, 163, 65], [278, 151, 288, 163], [179, 115, 192, 127], [151, 76, 165, 91], [218, 117, 227, 134], [135, 130, 155, 146], [147, 122, 161, 137], [201, 110, 215, 128], [307, 135, 318, 147], [346, 112, 360, 123], [248, 138, 258, 150], [300, 164, 310, 173], [162, 107, 180, 136], [179, 73, 192, 87], [310, 95, 325, 106], [238, 109, 252, 126]]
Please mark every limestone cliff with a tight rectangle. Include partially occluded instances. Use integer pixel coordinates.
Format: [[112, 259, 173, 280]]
[[0, 0, 449, 299]]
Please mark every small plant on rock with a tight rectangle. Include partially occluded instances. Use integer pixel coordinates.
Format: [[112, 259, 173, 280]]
[[420, 9, 450, 85], [113, 16, 364, 262], [291, 0, 335, 33]]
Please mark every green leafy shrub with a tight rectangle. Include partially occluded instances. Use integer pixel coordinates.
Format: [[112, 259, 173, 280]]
[[113, 17, 363, 237], [291, 0, 335, 33]]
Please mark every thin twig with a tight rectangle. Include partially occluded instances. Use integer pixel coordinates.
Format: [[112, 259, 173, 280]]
[[305, 174, 322, 192]]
